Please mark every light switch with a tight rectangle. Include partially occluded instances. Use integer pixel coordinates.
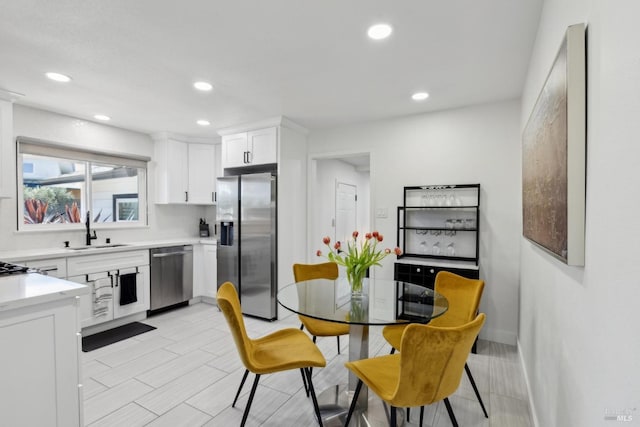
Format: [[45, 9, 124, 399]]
[[375, 208, 388, 218]]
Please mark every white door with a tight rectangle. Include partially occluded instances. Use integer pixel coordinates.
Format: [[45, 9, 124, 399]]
[[113, 265, 150, 318], [67, 273, 114, 328], [166, 139, 189, 203], [188, 143, 216, 204], [221, 132, 248, 169], [248, 127, 277, 165], [335, 182, 357, 245]]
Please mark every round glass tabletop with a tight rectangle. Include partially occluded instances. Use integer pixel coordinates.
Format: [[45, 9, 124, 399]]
[[277, 277, 448, 326]]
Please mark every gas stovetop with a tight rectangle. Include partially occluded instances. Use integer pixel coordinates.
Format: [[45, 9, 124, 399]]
[[0, 262, 30, 276]]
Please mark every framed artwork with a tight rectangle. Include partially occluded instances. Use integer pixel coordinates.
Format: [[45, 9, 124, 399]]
[[522, 23, 586, 266], [113, 193, 139, 222]]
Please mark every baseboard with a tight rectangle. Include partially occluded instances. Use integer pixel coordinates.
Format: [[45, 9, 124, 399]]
[[200, 296, 217, 305], [190, 296, 217, 305], [480, 327, 517, 346], [517, 338, 540, 427]]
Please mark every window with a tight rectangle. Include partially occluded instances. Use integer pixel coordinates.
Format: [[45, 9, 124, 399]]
[[17, 137, 149, 230]]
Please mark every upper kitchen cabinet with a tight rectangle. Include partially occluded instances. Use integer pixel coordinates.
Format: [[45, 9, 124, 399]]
[[188, 143, 217, 204], [153, 133, 218, 204], [221, 126, 277, 169]]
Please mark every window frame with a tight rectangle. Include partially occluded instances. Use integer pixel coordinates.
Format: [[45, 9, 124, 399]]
[[17, 136, 149, 231]]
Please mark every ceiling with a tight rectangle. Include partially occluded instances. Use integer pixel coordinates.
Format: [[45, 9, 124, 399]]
[[0, 1, 542, 139]]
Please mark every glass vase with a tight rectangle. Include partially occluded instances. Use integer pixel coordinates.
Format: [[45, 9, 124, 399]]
[[347, 267, 366, 298]]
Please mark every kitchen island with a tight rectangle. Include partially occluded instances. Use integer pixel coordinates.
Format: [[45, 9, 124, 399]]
[[0, 272, 89, 427]]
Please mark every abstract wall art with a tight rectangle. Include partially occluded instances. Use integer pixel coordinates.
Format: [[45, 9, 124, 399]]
[[522, 23, 586, 266]]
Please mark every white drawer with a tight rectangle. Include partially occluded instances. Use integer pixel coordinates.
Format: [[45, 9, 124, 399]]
[[67, 250, 149, 276], [25, 258, 67, 278]]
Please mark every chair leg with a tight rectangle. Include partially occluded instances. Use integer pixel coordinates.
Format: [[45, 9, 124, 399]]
[[300, 368, 310, 397], [420, 405, 424, 427], [232, 369, 249, 407], [300, 323, 305, 331], [389, 347, 396, 355], [382, 401, 390, 421], [304, 367, 323, 427], [406, 407, 410, 422], [390, 406, 397, 427], [344, 379, 363, 427], [465, 363, 488, 418], [240, 374, 261, 427], [337, 336, 341, 354], [443, 398, 458, 427]]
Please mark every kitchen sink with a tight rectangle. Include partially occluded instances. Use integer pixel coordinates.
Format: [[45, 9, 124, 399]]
[[69, 244, 129, 250]]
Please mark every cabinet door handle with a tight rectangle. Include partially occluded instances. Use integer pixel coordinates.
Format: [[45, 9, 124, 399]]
[[246, 150, 252, 164], [213, 191, 217, 202], [38, 266, 59, 275], [243, 151, 247, 163], [185, 191, 189, 202]]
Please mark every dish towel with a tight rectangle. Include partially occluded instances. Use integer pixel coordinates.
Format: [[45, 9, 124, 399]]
[[119, 273, 138, 305], [94, 277, 113, 302]]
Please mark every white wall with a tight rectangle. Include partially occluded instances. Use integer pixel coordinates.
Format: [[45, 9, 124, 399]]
[[519, 1, 640, 426], [308, 99, 522, 344], [0, 105, 209, 251]]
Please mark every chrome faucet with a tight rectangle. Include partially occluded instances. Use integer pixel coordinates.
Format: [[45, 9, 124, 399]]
[[86, 211, 97, 246]]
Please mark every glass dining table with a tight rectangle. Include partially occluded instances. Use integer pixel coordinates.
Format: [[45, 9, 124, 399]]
[[277, 277, 448, 426]]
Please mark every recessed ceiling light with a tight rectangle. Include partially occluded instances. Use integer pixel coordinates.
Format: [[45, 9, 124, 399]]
[[412, 92, 429, 101], [45, 72, 72, 83], [367, 23, 393, 40], [193, 81, 213, 91], [197, 119, 211, 126], [94, 114, 111, 121]]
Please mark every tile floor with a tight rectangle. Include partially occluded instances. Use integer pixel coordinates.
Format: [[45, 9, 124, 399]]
[[81, 303, 533, 426]]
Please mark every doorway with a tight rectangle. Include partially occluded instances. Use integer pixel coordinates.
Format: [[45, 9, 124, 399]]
[[309, 154, 370, 262]]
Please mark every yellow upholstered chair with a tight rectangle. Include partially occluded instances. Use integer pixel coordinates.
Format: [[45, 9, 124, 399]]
[[293, 262, 349, 354], [382, 271, 488, 423], [216, 282, 326, 427], [345, 313, 486, 427]]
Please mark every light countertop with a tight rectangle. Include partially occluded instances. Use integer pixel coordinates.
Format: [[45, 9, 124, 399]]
[[0, 238, 217, 263], [0, 272, 89, 313]]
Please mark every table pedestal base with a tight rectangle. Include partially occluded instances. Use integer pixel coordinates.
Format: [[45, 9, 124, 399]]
[[316, 383, 405, 427]]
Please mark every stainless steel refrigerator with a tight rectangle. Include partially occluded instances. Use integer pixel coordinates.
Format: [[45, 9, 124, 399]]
[[216, 172, 277, 320]]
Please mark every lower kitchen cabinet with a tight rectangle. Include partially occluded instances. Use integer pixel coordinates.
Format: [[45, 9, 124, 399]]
[[0, 296, 83, 426], [193, 242, 217, 300], [67, 250, 150, 329]]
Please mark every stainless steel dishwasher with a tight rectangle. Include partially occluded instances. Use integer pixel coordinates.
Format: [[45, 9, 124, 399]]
[[149, 245, 193, 313]]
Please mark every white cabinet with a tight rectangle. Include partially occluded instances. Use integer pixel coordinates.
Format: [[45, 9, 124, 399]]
[[221, 127, 277, 169], [67, 250, 150, 329], [24, 257, 67, 278], [0, 296, 83, 426], [193, 242, 217, 300], [202, 243, 217, 298], [188, 143, 217, 204], [158, 138, 189, 203], [221, 132, 248, 169], [154, 134, 217, 204]]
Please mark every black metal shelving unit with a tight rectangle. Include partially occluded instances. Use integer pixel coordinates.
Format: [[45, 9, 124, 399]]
[[396, 184, 480, 265]]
